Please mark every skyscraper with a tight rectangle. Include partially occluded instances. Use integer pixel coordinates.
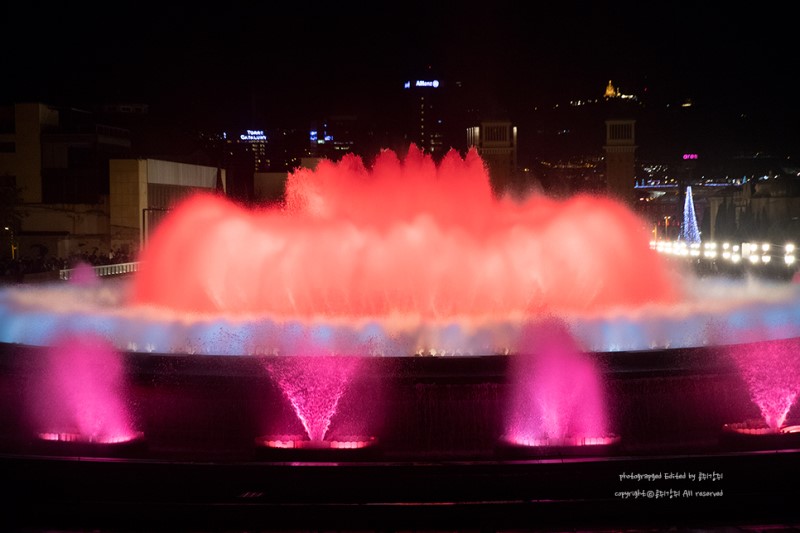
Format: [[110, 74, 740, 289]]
[[400, 70, 446, 156]]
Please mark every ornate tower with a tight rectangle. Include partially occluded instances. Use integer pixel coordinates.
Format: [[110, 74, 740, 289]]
[[466, 121, 518, 195], [603, 119, 636, 204]]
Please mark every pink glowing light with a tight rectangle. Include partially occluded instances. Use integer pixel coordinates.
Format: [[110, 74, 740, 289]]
[[265, 355, 361, 442], [505, 318, 610, 446], [255, 434, 375, 449], [132, 145, 678, 319], [69, 261, 100, 286], [27, 332, 139, 443], [728, 338, 800, 431], [38, 430, 143, 445]]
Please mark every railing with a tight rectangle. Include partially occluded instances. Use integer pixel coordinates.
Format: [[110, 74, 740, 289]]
[[59, 262, 140, 281]]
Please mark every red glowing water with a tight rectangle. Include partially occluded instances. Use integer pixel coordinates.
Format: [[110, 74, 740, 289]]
[[132, 145, 678, 318], [265, 355, 361, 441], [26, 332, 138, 443], [505, 319, 609, 445], [728, 338, 800, 431]]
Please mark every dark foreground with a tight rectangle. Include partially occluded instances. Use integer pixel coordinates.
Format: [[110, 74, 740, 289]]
[[3, 447, 800, 532], [1, 340, 800, 532]]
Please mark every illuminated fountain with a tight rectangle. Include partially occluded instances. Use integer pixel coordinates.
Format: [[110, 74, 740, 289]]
[[254, 354, 378, 456], [69, 261, 101, 287], [499, 318, 619, 456], [721, 337, 800, 449], [1, 145, 800, 460], [1, 146, 798, 357], [132, 145, 677, 322], [25, 331, 144, 456], [128, 145, 800, 355]]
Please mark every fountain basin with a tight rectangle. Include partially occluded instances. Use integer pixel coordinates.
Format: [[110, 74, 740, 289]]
[[0, 338, 781, 460], [496, 434, 621, 458], [32, 430, 147, 457], [720, 419, 800, 450], [254, 434, 379, 461]]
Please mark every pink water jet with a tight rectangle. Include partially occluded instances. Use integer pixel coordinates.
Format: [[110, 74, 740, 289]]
[[26, 332, 139, 444], [728, 338, 800, 431], [132, 145, 678, 319], [69, 261, 100, 286], [504, 318, 611, 446], [265, 355, 362, 442]]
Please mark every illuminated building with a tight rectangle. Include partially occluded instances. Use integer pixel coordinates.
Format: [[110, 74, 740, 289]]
[[603, 80, 637, 101], [308, 115, 357, 160], [232, 129, 269, 172], [401, 72, 446, 156], [604, 80, 618, 99]]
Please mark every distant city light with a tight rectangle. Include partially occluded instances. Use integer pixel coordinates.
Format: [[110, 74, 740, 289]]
[[683, 153, 698, 160], [240, 130, 267, 141], [415, 80, 439, 88]]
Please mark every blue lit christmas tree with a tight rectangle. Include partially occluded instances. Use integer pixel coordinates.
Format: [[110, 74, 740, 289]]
[[681, 186, 701, 244]]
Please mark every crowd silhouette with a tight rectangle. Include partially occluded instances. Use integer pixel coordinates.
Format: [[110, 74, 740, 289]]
[[0, 247, 136, 283]]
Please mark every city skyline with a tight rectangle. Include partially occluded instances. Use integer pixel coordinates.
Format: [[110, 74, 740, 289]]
[[3, 3, 798, 142]]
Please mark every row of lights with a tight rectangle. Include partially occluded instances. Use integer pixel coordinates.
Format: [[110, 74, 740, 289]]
[[651, 240, 796, 266]]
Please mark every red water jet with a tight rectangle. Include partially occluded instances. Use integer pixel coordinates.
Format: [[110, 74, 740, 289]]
[[132, 145, 678, 319]]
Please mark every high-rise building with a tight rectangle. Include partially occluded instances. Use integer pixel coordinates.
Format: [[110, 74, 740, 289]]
[[400, 72, 446, 156], [235, 129, 269, 172]]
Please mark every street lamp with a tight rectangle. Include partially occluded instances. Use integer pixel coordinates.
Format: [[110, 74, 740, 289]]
[[3, 226, 15, 259]]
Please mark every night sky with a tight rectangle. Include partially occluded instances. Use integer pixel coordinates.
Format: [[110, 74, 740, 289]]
[[2, 3, 798, 148]]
